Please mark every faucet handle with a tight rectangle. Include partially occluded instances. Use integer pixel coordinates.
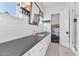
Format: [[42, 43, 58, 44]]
[[33, 30, 36, 36]]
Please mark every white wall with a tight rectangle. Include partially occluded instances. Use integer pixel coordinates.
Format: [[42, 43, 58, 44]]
[[0, 2, 46, 43], [59, 3, 76, 49], [40, 2, 76, 50], [69, 3, 76, 49], [43, 3, 71, 20], [66, 3, 79, 55], [42, 3, 71, 32], [76, 2, 79, 55], [0, 13, 46, 43]]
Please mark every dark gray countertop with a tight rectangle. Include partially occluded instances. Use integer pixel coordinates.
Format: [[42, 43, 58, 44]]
[[0, 32, 49, 56]]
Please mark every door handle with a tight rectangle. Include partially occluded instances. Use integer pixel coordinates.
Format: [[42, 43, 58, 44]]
[[66, 32, 69, 34]]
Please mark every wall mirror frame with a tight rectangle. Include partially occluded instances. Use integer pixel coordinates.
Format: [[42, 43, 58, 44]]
[[17, 2, 43, 25], [29, 2, 43, 25]]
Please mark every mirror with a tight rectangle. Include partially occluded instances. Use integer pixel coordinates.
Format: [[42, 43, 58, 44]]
[[19, 2, 43, 25], [29, 2, 43, 25], [20, 2, 32, 17]]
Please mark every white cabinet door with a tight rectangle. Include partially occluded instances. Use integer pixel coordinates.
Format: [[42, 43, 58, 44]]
[[39, 34, 50, 56], [60, 8, 70, 48], [23, 33, 50, 56], [23, 43, 42, 56]]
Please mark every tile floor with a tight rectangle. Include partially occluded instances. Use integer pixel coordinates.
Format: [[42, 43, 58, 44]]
[[46, 43, 75, 56]]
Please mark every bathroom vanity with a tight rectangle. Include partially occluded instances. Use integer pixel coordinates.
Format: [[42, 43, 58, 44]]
[[0, 32, 51, 56]]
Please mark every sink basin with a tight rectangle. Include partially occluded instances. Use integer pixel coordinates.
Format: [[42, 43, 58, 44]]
[[37, 34, 44, 36]]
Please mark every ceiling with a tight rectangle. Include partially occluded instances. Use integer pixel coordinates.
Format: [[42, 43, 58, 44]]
[[37, 2, 73, 20], [37, 2, 71, 10]]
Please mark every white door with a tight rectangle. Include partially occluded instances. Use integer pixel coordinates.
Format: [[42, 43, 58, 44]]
[[60, 8, 70, 48]]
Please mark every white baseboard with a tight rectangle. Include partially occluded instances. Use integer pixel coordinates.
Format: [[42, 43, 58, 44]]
[[71, 47, 78, 56]]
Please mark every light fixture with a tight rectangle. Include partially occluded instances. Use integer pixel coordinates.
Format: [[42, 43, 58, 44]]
[[21, 2, 32, 12]]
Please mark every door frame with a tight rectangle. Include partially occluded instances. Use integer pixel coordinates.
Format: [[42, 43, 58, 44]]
[[59, 8, 71, 48], [51, 13, 60, 43]]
